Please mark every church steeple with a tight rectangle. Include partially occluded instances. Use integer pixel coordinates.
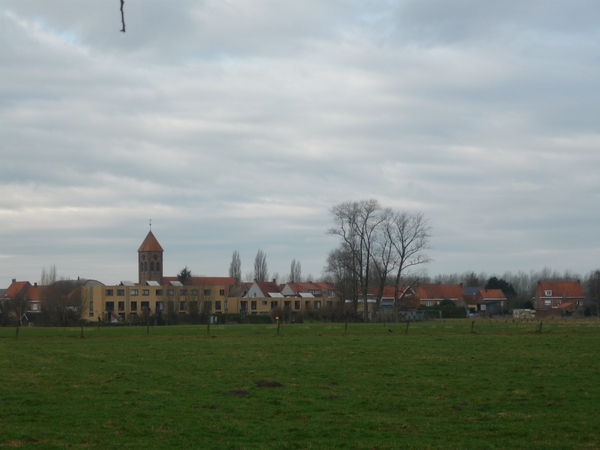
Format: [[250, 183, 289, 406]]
[[138, 228, 164, 285]]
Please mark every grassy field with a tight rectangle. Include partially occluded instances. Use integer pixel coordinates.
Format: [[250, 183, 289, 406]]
[[1, 319, 600, 449]]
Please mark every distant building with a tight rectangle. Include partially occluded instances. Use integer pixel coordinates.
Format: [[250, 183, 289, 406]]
[[534, 281, 585, 317]]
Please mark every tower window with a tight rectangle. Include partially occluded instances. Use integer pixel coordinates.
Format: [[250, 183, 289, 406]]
[[151, 262, 155, 272]]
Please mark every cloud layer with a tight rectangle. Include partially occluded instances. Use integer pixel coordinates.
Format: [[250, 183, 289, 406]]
[[1, 1, 599, 286]]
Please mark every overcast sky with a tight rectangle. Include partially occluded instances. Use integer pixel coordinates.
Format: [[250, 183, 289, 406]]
[[1, 1, 599, 287]]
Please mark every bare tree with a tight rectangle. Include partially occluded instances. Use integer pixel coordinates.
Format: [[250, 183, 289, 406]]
[[370, 208, 397, 318], [328, 199, 385, 320], [325, 245, 357, 310], [289, 259, 302, 283], [40, 266, 88, 327], [11, 291, 30, 338], [229, 251, 242, 282], [585, 270, 600, 316], [388, 212, 431, 321], [254, 250, 269, 282], [0, 297, 11, 327]]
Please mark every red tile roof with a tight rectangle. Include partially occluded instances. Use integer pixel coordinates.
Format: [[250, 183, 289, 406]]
[[476, 289, 506, 301], [2, 281, 31, 299], [138, 231, 164, 252], [415, 284, 464, 300], [256, 282, 280, 294], [24, 285, 41, 301], [163, 276, 236, 287], [537, 282, 584, 299], [558, 302, 576, 310]]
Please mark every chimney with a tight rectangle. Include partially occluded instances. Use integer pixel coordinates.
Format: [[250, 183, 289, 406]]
[[272, 278, 277, 284], [34, 282, 38, 287], [12, 278, 16, 283]]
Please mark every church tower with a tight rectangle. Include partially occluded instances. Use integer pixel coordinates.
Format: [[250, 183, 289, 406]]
[[138, 229, 164, 285]]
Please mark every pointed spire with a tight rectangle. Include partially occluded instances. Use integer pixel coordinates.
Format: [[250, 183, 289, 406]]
[[138, 230, 163, 252]]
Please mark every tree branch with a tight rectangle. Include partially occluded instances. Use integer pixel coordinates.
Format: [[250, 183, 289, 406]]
[[120, 0, 126, 33]]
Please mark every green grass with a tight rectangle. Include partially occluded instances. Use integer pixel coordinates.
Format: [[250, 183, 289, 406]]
[[1, 319, 600, 449]]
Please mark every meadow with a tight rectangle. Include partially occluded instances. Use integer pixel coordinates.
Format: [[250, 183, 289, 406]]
[[1, 319, 600, 449]]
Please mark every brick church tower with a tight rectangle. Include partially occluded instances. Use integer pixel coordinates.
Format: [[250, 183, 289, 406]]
[[138, 229, 164, 285]]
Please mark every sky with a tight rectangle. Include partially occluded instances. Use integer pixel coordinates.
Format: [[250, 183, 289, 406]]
[[1, 0, 599, 287]]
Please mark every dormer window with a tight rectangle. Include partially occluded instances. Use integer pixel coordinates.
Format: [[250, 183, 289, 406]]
[[544, 290, 552, 296]]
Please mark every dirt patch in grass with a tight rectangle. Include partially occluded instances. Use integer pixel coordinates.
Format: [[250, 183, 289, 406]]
[[229, 390, 249, 398], [255, 380, 283, 388]]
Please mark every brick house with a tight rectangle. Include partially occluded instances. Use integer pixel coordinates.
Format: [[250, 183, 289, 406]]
[[534, 281, 585, 317]]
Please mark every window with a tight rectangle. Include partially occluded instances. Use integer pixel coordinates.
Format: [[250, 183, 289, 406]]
[[544, 300, 551, 306], [131, 289, 138, 296], [219, 289, 225, 296], [150, 262, 155, 272], [180, 289, 187, 296], [105, 289, 114, 296], [167, 289, 174, 295], [180, 301, 187, 311], [117, 289, 125, 296], [142, 289, 150, 296], [156, 289, 163, 296], [294, 301, 300, 310], [204, 301, 212, 313], [106, 301, 115, 311], [31, 303, 39, 311], [305, 301, 311, 309], [314, 301, 321, 310], [426, 301, 432, 307], [156, 262, 160, 272], [191, 289, 198, 295], [215, 301, 222, 310], [271, 301, 278, 308], [262, 301, 268, 306], [190, 301, 198, 311], [544, 290, 552, 296], [241, 301, 248, 312], [251, 301, 257, 310], [326, 301, 333, 308], [284, 301, 291, 309], [224, 300, 228, 311], [204, 289, 211, 296], [118, 301, 125, 311], [141, 301, 150, 311], [156, 301, 164, 311], [131, 301, 137, 311], [557, 300, 562, 305]]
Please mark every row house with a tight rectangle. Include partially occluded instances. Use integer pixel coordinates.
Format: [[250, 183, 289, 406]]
[[236, 281, 340, 316], [88, 277, 235, 321], [414, 284, 466, 308]]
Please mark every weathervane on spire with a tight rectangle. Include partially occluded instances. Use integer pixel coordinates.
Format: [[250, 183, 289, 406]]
[[149, 219, 152, 231]]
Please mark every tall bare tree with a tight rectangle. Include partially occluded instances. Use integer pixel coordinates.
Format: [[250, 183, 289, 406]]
[[229, 251, 242, 282], [328, 199, 385, 320], [370, 208, 398, 318], [585, 270, 600, 316], [254, 250, 269, 282], [289, 259, 302, 283], [388, 212, 431, 321]]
